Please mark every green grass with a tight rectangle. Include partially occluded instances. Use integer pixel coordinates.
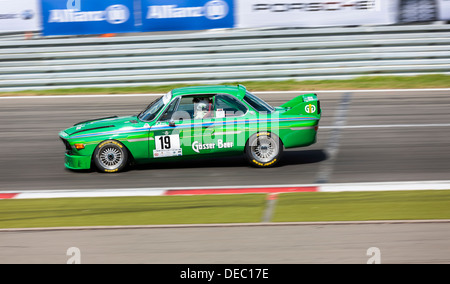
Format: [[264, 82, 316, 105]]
[[273, 190, 450, 222], [0, 195, 267, 228], [1, 75, 449, 97], [1, 190, 450, 229]]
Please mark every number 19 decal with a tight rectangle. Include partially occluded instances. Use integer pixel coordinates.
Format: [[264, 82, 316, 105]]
[[153, 134, 182, 158], [158, 135, 172, 149]]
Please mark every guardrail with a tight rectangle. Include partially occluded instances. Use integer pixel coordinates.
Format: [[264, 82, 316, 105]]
[[0, 24, 449, 92]]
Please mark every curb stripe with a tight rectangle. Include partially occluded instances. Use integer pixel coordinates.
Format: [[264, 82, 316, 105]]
[[1, 180, 450, 200], [165, 186, 318, 196], [0, 193, 19, 199]]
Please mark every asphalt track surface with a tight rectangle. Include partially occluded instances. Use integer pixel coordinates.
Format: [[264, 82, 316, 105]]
[[1, 222, 449, 264], [1, 90, 450, 190], [1, 90, 450, 264]]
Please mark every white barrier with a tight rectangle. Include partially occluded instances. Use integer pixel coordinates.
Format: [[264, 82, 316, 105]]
[[0, 24, 449, 92]]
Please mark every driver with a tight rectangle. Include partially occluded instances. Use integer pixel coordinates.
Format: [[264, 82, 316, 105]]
[[193, 97, 212, 119]]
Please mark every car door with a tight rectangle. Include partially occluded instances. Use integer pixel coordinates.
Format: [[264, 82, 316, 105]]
[[150, 94, 217, 159], [149, 97, 185, 159], [210, 93, 249, 154], [181, 94, 216, 156]]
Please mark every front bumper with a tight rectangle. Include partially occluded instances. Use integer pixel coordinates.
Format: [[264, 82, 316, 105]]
[[65, 152, 91, 170]]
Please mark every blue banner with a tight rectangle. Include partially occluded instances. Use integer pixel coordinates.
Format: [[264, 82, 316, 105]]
[[41, 0, 136, 36], [140, 0, 234, 32]]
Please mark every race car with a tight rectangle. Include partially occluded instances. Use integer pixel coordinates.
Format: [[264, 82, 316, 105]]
[[59, 85, 321, 173]]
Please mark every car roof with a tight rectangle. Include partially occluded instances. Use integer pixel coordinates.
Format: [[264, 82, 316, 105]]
[[171, 85, 247, 100]]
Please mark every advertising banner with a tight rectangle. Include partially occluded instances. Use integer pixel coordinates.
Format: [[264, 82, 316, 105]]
[[140, 0, 234, 32], [41, 0, 137, 36], [437, 0, 450, 20], [236, 0, 398, 28], [0, 0, 41, 33]]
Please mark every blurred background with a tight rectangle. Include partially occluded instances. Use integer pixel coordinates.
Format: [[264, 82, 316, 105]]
[[0, 0, 449, 92]]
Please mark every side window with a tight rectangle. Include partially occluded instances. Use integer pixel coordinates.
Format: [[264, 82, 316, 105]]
[[193, 96, 214, 120], [169, 95, 214, 121], [215, 94, 247, 118], [159, 97, 179, 121]]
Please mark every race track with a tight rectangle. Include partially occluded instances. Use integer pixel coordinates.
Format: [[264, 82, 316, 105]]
[[1, 89, 450, 264], [1, 90, 450, 190], [2, 222, 449, 264]]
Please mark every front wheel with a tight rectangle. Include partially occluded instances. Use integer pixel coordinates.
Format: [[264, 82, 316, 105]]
[[245, 132, 283, 167], [93, 140, 129, 173]]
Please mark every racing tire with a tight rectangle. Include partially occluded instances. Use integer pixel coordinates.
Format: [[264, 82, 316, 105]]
[[93, 140, 129, 173], [245, 132, 283, 168]]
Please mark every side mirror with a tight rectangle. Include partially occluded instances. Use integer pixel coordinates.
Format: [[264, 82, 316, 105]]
[[169, 119, 176, 127]]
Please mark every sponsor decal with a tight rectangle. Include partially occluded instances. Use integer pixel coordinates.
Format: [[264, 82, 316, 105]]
[[303, 96, 317, 102], [305, 104, 316, 114], [0, 9, 35, 20], [192, 139, 234, 153], [0, 10, 34, 21], [192, 141, 215, 153], [99, 140, 123, 148], [0, 14, 17, 20], [21, 10, 35, 20], [146, 0, 229, 20], [0, 0, 40, 33], [141, 0, 234, 32], [42, 0, 136, 36], [237, 0, 396, 28], [153, 148, 183, 158], [48, 4, 130, 24], [252, 158, 277, 167], [251, 0, 377, 12]]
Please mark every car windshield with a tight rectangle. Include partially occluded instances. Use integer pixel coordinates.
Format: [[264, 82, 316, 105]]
[[138, 92, 172, 121], [244, 91, 274, 113]]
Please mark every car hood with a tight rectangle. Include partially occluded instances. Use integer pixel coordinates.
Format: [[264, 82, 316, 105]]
[[61, 115, 139, 137]]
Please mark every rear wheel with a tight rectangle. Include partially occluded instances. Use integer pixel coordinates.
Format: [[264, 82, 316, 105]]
[[93, 140, 128, 173], [245, 132, 283, 167]]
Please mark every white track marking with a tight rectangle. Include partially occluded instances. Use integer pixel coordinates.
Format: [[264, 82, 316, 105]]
[[315, 92, 352, 183]]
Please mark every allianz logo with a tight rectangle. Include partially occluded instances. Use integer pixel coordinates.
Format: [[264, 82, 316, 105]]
[[147, 0, 229, 20], [48, 5, 130, 24]]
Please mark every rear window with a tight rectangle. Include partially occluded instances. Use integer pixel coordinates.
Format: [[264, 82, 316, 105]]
[[215, 94, 248, 117], [244, 91, 274, 113]]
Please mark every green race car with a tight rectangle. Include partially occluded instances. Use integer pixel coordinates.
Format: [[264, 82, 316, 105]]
[[59, 85, 321, 173]]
